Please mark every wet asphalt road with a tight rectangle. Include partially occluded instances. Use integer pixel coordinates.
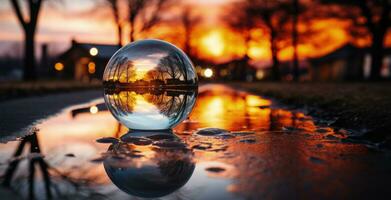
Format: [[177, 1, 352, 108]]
[[0, 90, 102, 142]]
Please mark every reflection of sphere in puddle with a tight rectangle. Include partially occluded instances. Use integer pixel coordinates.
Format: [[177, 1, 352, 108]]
[[103, 39, 198, 130], [104, 131, 195, 198]]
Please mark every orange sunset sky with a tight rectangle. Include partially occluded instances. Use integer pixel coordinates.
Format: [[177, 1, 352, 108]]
[[0, 0, 390, 66]]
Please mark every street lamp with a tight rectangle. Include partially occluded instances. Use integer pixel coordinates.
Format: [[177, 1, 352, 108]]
[[89, 47, 98, 56], [203, 68, 213, 78], [54, 62, 64, 71], [88, 62, 96, 74], [90, 105, 98, 114]]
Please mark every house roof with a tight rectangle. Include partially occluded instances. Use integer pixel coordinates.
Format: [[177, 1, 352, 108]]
[[310, 44, 361, 63], [213, 58, 260, 71], [57, 40, 120, 61], [310, 43, 391, 64]]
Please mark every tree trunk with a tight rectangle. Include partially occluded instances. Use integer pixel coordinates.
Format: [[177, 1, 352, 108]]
[[184, 28, 191, 56], [117, 24, 123, 47], [10, 0, 41, 81], [358, 1, 389, 81], [24, 28, 36, 80], [239, 33, 251, 81], [270, 31, 280, 81], [271, 48, 280, 81], [292, 0, 299, 81], [129, 21, 135, 42], [369, 32, 385, 81]]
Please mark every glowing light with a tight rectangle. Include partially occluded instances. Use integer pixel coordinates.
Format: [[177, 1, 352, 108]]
[[256, 70, 265, 80], [54, 62, 64, 71], [90, 105, 98, 114], [196, 66, 203, 74], [220, 69, 228, 77], [245, 95, 271, 107], [88, 62, 96, 74], [201, 31, 224, 56], [204, 68, 213, 78], [248, 46, 269, 60], [89, 47, 98, 56]]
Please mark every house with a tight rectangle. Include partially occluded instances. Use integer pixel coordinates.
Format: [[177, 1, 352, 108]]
[[258, 61, 310, 81], [54, 40, 120, 81], [191, 57, 256, 81], [309, 44, 391, 81], [216, 58, 256, 81]]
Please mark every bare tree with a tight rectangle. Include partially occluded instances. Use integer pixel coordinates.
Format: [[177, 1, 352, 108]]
[[234, 0, 291, 81], [127, 0, 171, 42], [10, 0, 43, 80], [180, 5, 201, 57], [158, 53, 182, 80], [225, 0, 256, 62], [228, 0, 313, 81], [224, 1, 258, 81], [106, 0, 123, 47], [319, 0, 391, 80], [258, 1, 292, 81]]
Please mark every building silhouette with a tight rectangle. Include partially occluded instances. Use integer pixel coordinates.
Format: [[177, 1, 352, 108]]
[[54, 40, 120, 81]]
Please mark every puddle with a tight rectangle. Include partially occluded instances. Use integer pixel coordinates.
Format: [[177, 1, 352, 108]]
[[1, 84, 391, 199]]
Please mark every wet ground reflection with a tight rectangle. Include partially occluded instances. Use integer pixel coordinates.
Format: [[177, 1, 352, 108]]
[[1, 84, 391, 199], [104, 131, 194, 198]]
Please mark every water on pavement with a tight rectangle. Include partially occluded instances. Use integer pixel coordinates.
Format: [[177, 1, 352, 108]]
[[0, 84, 391, 199]]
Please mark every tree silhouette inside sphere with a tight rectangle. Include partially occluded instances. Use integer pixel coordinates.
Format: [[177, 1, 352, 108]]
[[103, 39, 198, 130]]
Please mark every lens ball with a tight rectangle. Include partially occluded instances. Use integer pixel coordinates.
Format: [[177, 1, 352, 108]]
[[103, 39, 198, 130]]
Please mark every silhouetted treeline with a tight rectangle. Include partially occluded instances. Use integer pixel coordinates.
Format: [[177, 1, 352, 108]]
[[8, 0, 391, 81]]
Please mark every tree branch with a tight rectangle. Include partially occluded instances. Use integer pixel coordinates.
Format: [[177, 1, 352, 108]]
[[30, 0, 43, 31], [10, 0, 27, 29], [357, 0, 376, 34], [139, 0, 165, 32], [378, 0, 390, 35]]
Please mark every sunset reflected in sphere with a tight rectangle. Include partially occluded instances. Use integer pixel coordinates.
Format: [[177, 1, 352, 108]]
[[103, 39, 198, 130]]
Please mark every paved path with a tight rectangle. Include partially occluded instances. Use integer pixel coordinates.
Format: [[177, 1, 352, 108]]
[[0, 90, 102, 142]]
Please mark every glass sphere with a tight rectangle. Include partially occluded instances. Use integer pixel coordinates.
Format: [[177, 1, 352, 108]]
[[104, 131, 195, 198], [103, 39, 198, 130]]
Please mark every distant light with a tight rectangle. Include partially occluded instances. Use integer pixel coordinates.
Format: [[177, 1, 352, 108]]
[[88, 62, 96, 74], [89, 47, 98, 56], [256, 70, 264, 80], [220, 69, 228, 77], [54, 62, 64, 71], [196, 66, 203, 73], [90, 105, 98, 114], [204, 68, 213, 78]]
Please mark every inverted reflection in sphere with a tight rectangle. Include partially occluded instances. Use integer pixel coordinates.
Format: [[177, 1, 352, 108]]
[[103, 39, 198, 130], [104, 131, 195, 198]]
